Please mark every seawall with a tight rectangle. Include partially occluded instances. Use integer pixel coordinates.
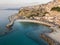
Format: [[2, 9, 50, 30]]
[[40, 33, 60, 45]]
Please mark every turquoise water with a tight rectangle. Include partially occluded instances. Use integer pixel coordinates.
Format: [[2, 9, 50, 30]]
[[0, 10, 51, 45]]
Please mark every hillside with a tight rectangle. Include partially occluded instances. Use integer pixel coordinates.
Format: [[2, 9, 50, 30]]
[[7, 0, 60, 27]]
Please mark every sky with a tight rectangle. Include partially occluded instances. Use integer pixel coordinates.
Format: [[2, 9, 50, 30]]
[[0, 0, 52, 5], [0, 0, 52, 9]]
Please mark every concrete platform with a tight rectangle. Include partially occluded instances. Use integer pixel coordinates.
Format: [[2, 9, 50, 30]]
[[41, 26, 60, 45]]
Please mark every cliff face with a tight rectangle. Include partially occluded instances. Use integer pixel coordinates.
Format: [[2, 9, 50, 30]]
[[16, 0, 60, 18], [6, 0, 60, 28]]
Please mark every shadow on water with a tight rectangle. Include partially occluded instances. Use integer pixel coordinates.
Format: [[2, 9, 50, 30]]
[[25, 30, 49, 45], [18, 22, 51, 45], [0, 27, 13, 37], [0, 21, 51, 45]]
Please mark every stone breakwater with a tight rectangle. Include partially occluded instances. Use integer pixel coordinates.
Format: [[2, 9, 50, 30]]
[[6, 14, 18, 28], [40, 26, 60, 45], [40, 33, 60, 45]]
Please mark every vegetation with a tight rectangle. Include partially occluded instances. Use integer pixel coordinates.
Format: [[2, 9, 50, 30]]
[[25, 9, 48, 18], [18, 7, 49, 18], [51, 7, 60, 12]]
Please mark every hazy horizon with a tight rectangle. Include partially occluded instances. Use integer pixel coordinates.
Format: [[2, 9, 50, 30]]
[[0, 0, 52, 9], [0, 0, 52, 4]]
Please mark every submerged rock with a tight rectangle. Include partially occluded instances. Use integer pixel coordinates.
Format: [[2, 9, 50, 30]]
[[0, 27, 13, 37]]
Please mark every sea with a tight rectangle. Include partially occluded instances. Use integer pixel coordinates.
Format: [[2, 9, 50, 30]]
[[0, 10, 51, 45]]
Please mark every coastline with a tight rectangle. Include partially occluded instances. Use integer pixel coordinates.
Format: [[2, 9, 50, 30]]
[[40, 33, 60, 45], [6, 0, 60, 45], [16, 19, 54, 27], [7, 18, 60, 45], [40, 25, 60, 45], [16, 19, 60, 45]]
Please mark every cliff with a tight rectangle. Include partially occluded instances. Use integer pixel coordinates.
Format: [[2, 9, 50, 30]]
[[7, 0, 60, 28], [11, 0, 60, 20]]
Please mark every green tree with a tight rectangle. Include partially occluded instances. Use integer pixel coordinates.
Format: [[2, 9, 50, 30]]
[[51, 7, 60, 12]]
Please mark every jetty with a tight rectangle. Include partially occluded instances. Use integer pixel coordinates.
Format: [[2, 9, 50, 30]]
[[41, 26, 60, 45]]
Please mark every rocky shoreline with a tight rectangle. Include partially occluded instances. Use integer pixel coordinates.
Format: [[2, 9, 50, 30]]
[[40, 33, 60, 45], [40, 25, 60, 45], [6, 0, 60, 45], [6, 14, 60, 45]]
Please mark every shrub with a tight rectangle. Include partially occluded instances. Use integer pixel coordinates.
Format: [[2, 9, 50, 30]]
[[51, 7, 60, 12]]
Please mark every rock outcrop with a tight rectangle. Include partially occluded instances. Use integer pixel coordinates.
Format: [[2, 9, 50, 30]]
[[6, 0, 60, 28], [6, 0, 60, 45]]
